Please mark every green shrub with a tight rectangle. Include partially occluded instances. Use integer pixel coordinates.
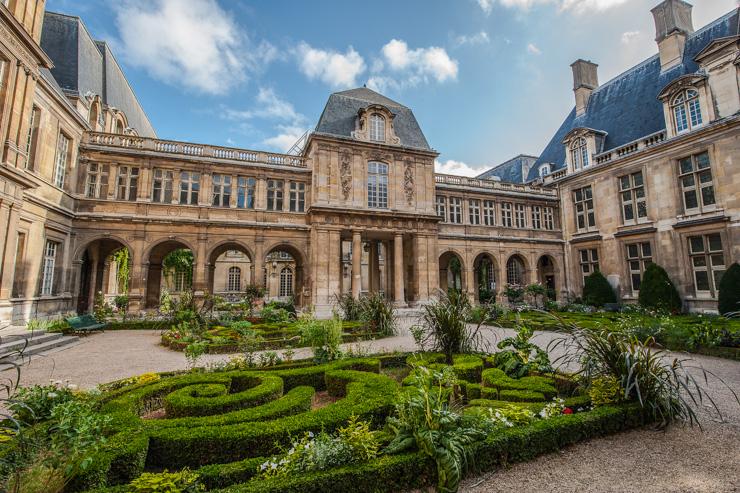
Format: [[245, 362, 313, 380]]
[[297, 315, 343, 363], [493, 324, 552, 378], [129, 468, 203, 492], [718, 263, 740, 315], [638, 263, 682, 313], [582, 271, 617, 307], [481, 368, 557, 400], [589, 376, 622, 407], [334, 293, 363, 321], [359, 292, 396, 337]]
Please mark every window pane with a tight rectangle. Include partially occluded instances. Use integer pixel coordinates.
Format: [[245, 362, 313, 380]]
[[637, 201, 648, 218], [707, 234, 722, 252], [619, 176, 630, 190], [679, 158, 693, 174], [684, 190, 698, 209], [632, 274, 641, 291], [698, 170, 713, 184], [641, 243, 651, 257], [591, 249, 599, 261], [710, 254, 725, 267], [695, 271, 710, 291], [689, 236, 704, 253], [701, 185, 715, 206], [623, 204, 634, 221], [692, 256, 707, 267], [632, 172, 643, 186], [695, 152, 710, 169], [627, 244, 638, 258], [681, 175, 695, 187]]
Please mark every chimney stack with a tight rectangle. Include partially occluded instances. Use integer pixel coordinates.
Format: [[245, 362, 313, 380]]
[[651, 0, 694, 71], [571, 59, 599, 117]]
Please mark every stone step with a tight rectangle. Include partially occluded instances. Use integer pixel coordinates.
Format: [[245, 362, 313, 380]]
[[0, 331, 63, 353], [0, 332, 81, 365]]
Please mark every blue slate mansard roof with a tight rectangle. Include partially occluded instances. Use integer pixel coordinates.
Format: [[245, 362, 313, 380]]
[[477, 154, 538, 183], [315, 87, 432, 151], [528, 8, 740, 182]]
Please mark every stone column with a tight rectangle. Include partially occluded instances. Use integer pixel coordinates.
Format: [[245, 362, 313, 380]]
[[87, 245, 100, 312], [0, 204, 20, 300], [393, 234, 405, 305], [193, 234, 208, 295], [253, 238, 265, 287], [128, 237, 146, 313], [351, 231, 362, 299], [369, 241, 379, 293]]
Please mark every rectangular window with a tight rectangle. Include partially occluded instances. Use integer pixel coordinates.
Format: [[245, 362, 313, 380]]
[[532, 205, 542, 229], [449, 197, 462, 224], [678, 151, 715, 213], [543, 207, 555, 230], [41, 240, 58, 296], [152, 169, 174, 203], [483, 200, 495, 226], [469, 199, 481, 225], [289, 182, 305, 212], [626, 242, 652, 292], [436, 196, 447, 221], [85, 163, 109, 198], [501, 202, 513, 227], [367, 162, 388, 208], [267, 179, 284, 211], [116, 166, 139, 201], [579, 248, 599, 287], [573, 186, 595, 231], [25, 106, 39, 170], [619, 171, 647, 223], [54, 132, 70, 188], [212, 174, 232, 207], [515, 204, 526, 228], [236, 177, 256, 209], [179, 171, 200, 205], [688, 233, 725, 295]]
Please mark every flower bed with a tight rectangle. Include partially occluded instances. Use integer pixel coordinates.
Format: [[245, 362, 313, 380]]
[[161, 320, 383, 353], [62, 354, 647, 493]]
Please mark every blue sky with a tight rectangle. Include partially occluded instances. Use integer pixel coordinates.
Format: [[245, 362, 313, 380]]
[[48, 0, 737, 175]]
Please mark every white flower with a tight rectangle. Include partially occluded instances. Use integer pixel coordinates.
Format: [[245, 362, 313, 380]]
[[304, 443, 310, 450], [288, 448, 295, 455], [260, 462, 268, 471], [308, 431, 314, 438], [270, 462, 278, 470], [48, 392, 58, 399], [67, 384, 78, 391]]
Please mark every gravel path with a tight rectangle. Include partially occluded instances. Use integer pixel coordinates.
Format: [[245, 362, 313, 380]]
[[3, 322, 739, 492]]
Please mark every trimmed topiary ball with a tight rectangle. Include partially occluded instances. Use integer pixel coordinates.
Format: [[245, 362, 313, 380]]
[[718, 262, 740, 315], [638, 263, 682, 313], [582, 271, 617, 307]]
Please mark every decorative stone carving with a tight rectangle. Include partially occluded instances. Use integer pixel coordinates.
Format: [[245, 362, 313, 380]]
[[340, 151, 352, 199], [404, 159, 415, 204]]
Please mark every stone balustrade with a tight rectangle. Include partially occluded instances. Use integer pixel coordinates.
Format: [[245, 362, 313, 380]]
[[434, 173, 558, 197]]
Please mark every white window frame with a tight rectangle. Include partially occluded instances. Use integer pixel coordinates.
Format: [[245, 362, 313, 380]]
[[367, 162, 388, 209], [619, 171, 648, 224], [369, 113, 385, 142], [531, 205, 542, 229], [501, 202, 513, 227], [543, 207, 555, 230], [85, 163, 109, 199], [688, 233, 725, 296], [41, 240, 58, 296], [579, 248, 599, 287], [289, 182, 305, 212], [483, 200, 495, 226], [179, 171, 200, 205], [54, 132, 70, 188], [237, 176, 256, 209], [469, 199, 481, 225], [267, 179, 284, 211], [116, 166, 139, 201], [212, 174, 232, 207], [227, 266, 241, 292], [515, 204, 526, 228], [506, 256, 524, 286], [279, 267, 294, 297], [672, 89, 703, 134], [573, 186, 596, 232], [678, 151, 715, 214], [449, 197, 462, 224], [152, 169, 174, 203], [570, 137, 589, 170], [626, 242, 652, 293], [436, 196, 447, 221]]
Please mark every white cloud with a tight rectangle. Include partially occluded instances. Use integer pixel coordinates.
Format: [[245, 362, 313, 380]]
[[527, 43, 542, 55], [296, 43, 366, 89], [454, 31, 490, 47], [491, 0, 629, 13], [378, 39, 458, 85], [435, 159, 487, 177], [476, 0, 494, 15], [263, 125, 307, 151], [113, 0, 274, 94], [620, 30, 640, 44]]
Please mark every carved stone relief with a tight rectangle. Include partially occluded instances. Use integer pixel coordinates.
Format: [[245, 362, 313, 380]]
[[404, 159, 415, 205], [340, 150, 352, 199]]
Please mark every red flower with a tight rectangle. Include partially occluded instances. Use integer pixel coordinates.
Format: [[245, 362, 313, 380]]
[[562, 407, 573, 415]]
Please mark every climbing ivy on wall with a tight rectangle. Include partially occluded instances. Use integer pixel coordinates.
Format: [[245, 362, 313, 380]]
[[111, 248, 130, 293]]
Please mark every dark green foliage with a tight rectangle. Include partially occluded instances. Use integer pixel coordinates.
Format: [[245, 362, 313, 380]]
[[359, 292, 396, 337], [334, 292, 363, 321], [718, 263, 740, 315], [638, 263, 682, 313], [582, 271, 617, 307], [481, 368, 557, 400], [493, 324, 552, 378]]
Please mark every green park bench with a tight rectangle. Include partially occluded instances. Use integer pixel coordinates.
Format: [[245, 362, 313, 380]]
[[65, 314, 107, 333]]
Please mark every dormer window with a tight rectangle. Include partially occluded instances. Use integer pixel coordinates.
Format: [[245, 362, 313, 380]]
[[539, 164, 550, 178], [672, 89, 702, 134], [369, 113, 385, 142], [571, 137, 589, 170]]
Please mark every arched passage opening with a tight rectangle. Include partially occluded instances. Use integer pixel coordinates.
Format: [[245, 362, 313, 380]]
[[505, 254, 527, 303], [473, 253, 497, 303], [264, 245, 305, 306], [77, 238, 131, 314], [439, 251, 464, 294], [537, 255, 557, 301], [207, 243, 253, 301], [145, 240, 193, 308]]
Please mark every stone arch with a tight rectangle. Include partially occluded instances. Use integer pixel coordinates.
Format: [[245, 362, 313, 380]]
[[439, 250, 466, 294], [75, 237, 132, 314], [264, 243, 305, 305], [473, 252, 498, 303], [207, 241, 254, 298], [145, 239, 194, 308], [537, 254, 558, 301], [505, 254, 529, 287]]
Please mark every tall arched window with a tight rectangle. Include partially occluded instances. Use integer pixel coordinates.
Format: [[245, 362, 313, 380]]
[[570, 138, 589, 170], [506, 256, 524, 286], [279, 267, 293, 297], [539, 164, 550, 177], [367, 161, 388, 208], [227, 266, 241, 292], [672, 89, 702, 134], [369, 113, 385, 142]]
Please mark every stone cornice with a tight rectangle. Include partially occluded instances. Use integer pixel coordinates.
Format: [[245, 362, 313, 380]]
[[0, 5, 52, 69]]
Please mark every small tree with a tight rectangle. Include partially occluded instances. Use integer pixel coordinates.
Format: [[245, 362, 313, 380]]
[[718, 262, 740, 315], [582, 271, 617, 307], [638, 263, 682, 313]]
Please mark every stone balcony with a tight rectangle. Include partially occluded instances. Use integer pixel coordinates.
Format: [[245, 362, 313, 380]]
[[434, 173, 558, 198]]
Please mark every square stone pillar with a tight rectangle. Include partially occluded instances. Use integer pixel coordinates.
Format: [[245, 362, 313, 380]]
[[351, 231, 362, 298], [394, 234, 406, 306]]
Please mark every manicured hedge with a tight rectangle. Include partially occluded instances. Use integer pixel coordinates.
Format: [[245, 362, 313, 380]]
[[163, 375, 283, 417], [481, 368, 558, 399]]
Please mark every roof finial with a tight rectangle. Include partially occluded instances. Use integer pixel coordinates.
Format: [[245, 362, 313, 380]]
[[363, 83, 367, 88]]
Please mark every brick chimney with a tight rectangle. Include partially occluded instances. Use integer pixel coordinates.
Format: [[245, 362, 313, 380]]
[[571, 59, 598, 117], [651, 0, 694, 71]]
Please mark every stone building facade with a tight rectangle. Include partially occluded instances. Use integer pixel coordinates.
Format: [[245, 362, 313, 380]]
[[0, 0, 737, 325]]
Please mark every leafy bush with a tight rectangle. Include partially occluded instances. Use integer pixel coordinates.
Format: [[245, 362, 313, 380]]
[[588, 376, 622, 407], [297, 315, 343, 363], [130, 468, 204, 492], [359, 292, 396, 337], [638, 263, 682, 313], [493, 324, 552, 378], [10, 383, 76, 424], [718, 262, 740, 315], [417, 290, 488, 364], [114, 295, 130, 320], [385, 366, 483, 493], [261, 304, 292, 324], [334, 293, 363, 321], [582, 271, 617, 307]]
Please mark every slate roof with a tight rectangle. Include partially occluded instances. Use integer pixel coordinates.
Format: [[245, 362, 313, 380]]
[[528, 8, 740, 182], [477, 154, 538, 183], [40, 12, 157, 138], [315, 87, 431, 150]]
